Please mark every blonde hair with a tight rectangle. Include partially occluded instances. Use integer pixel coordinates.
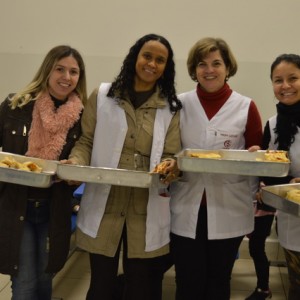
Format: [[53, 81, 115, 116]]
[[10, 45, 87, 108], [187, 37, 238, 82]]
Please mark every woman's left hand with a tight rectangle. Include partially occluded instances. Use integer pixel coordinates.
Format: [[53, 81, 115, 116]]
[[248, 145, 261, 152]]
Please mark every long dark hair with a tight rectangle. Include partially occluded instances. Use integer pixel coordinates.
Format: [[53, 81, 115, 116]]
[[107, 33, 182, 113], [270, 53, 300, 79], [271, 54, 300, 150]]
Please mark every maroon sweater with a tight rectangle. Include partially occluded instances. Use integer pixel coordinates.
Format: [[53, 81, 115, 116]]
[[196, 83, 263, 149]]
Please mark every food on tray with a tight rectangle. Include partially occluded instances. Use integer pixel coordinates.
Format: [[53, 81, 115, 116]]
[[263, 150, 289, 162], [189, 152, 221, 159], [286, 189, 300, 204], [152, 160, 169, 174], [0, 156, 42, 173], [0, 162, 9, 168], [1, 156, 20, 168], [151, 160, 179, 181], [22, 161, 43, 173]]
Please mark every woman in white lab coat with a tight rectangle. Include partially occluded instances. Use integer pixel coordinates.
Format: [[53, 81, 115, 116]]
[[170, 37, 263, 300], [261, 53, 300, 300]]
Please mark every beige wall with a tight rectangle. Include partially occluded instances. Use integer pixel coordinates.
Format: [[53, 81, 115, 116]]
[[1, 0, 299, 123]]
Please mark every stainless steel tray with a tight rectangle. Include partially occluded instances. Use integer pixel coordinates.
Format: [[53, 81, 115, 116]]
[[261, 183, 300, 217], [57, 164, 164, 188], [0, 151, 57, 188], [175, 149, 290, 177]]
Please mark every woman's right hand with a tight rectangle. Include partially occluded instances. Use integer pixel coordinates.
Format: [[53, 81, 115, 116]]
[[290, 177, 300, 184], [59, 159, 82, 185], [60, 159, 76, 165]]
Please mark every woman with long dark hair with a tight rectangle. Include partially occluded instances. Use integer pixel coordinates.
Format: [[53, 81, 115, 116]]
[[260, 53, 300, 300]]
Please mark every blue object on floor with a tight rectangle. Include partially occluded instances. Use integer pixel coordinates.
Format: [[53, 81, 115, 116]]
[[71, 183, 85, 232], [73, 183, 85, 198], [71, 214, 77, 232]]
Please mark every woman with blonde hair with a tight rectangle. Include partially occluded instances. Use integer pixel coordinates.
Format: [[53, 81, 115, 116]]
[[0, 45, 87, 300]]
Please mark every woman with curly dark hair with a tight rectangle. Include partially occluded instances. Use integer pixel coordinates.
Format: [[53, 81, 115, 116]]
[[68, 33, 181, 300], [107, 33, 181, 113]]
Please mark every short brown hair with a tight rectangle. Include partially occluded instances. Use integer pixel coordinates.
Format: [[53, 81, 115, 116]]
[[187, 37, 238, 81]]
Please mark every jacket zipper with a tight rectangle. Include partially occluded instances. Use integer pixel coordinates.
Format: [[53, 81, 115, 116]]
[[23, 125, 27, 136]]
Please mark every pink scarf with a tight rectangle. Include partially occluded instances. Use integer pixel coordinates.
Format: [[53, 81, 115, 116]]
[[26, 92, 83, 160]]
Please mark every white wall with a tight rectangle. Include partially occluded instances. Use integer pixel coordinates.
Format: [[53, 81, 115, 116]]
[[1, 0, 299, 123]]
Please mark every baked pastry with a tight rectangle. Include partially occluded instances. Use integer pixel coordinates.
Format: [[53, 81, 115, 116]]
[[189, 152, 221, 159], [152, 160, 169, 175], [21, 161, 42, 173], [0, 162, 9, 168], [1, 156, 20, 168], [286, 189, 300, 204], [0, 156, 42, 173], [263, 150, 289, 162]]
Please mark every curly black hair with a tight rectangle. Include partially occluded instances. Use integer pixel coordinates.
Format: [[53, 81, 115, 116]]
[[107, 33, 182, 113]]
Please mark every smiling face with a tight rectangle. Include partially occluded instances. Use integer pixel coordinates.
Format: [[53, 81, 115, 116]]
[[134, 40, 169, 91], [195, 50, 228, 93], [48, 56, 80, 100], [272, 61, 300, 105]]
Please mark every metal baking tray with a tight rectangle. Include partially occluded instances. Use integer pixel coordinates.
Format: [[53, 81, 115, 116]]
[[175, 149, 290, 177], [57, 164, 165, 188], [261, 183, 300, 217], [0, 151, 57, 188]]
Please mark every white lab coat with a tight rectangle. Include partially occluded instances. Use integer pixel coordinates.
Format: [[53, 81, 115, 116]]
[[77, 83, 174, 251], [170, 89, 255, 239], [268, 116, 300, 251]]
